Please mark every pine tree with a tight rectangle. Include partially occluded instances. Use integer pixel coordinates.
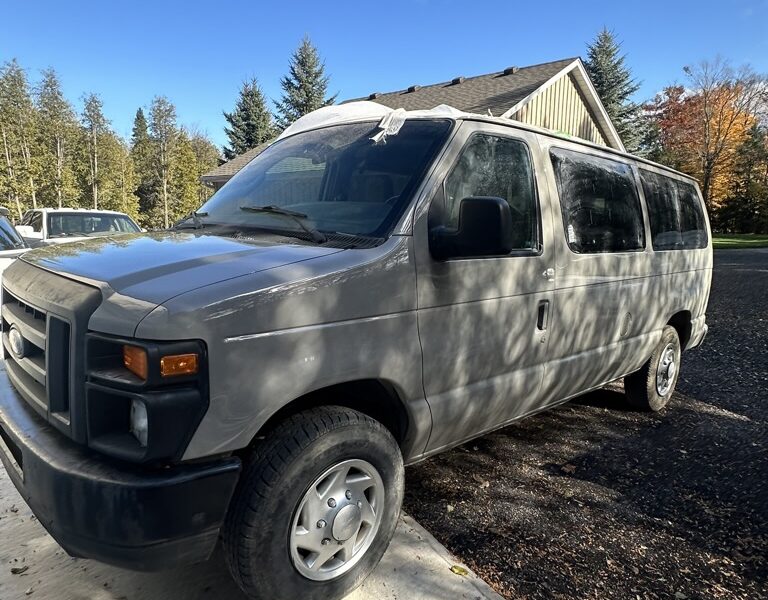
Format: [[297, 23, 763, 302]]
[[223, 78, 274, 159], [0, 60, 41, 214], [169, 129, 201, 222], [274, 36, 337, 130], [80, 93, 109, 208], [188, 130, 221, 205], [36, 68, 78, 208], [719, 125, 768, 233], [0, 62, 23, 216], [97, 132, 138, 217], [149, 96, 177, 228], [130, 108, 157, 224], [584, 28, 645, 153]]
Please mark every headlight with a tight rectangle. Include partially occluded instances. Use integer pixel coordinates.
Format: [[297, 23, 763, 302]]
[[85, 334, 208, 463], [130, 399, 148, 447]]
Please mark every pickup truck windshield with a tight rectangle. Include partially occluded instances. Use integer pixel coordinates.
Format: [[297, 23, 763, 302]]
[[47, 213, 140, 238], [198, 119, 452, 239]]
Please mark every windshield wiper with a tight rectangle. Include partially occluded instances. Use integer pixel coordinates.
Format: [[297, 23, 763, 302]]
[[239, 205, 327, 243], [174, 211, 209, 230]]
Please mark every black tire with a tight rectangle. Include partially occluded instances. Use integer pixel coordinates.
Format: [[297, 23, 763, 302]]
[[223, 406, 404, 600], [625, 325, 682, 411]]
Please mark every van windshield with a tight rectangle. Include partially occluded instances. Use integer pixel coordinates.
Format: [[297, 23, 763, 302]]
[[0, 217, 26, 250], [198, 119, 452, 240]]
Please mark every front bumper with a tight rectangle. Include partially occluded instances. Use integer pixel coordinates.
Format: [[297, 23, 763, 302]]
[[0, 363, 241, 571]]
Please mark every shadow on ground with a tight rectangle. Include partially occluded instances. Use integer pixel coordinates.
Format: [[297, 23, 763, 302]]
[[404, 249, 768, 600]]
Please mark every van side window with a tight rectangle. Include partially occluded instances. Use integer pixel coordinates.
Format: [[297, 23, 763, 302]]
[[639, 171, 682, 249], [639, 170, 708, 250], [677, 182, 708, 249], [550, 148, 645, 253], [444, 134, 537, 251]]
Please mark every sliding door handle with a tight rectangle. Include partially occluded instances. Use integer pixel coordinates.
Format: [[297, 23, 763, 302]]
[[537, 300, 550, 331]]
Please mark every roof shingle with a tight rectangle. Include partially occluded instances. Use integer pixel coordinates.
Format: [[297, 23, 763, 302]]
[[345, 58, 577, 116], [201, 141, 273, 181]]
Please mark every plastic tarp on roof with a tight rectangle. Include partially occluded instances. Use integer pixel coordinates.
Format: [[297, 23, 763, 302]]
[[276, 101, 468, 141]]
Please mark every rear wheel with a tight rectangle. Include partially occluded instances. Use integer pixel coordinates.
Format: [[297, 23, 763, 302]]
[[625, 325, 682, 411], [223, 406, 404, 600]]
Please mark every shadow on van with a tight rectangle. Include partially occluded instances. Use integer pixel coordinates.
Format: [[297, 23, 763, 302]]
[[404, 250, 766, 599]]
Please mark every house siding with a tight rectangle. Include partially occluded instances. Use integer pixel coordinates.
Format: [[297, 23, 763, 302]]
[[511, 73, 607, 147]]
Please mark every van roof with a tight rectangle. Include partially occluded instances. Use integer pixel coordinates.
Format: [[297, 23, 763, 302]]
[[278, 101, 697, 185], [457, 113, 696, 184]]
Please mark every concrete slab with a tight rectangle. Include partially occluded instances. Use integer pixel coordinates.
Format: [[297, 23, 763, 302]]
[[0, 462, 502, 600]]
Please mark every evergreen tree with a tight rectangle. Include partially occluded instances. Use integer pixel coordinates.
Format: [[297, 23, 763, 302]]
[[188, 130, 221, 205], [274, 36, 337, 130], [80, 93, 109, 208], [719, 125, 768, 233], [223, 78, 274, 159], [584, 28, 646, 153], [36, 68, 78, 208], [0, 62, 23, 216], [169, 129, 201, 222], [130, 108, 157, 224], [0, 60, 41, 215], [97, 132, 139, 217], [149, 96, 177, 228]]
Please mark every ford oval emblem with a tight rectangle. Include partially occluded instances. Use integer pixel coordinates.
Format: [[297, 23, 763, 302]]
[[8, 326, 26, 359]]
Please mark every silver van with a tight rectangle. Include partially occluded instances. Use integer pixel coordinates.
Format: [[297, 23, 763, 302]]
[[0, 104, 711, 600]]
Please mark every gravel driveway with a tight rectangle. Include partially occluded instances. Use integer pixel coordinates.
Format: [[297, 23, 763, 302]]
[[404, 249, 767, 600]]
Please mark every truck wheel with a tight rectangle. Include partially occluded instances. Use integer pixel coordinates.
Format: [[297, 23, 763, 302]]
[[624, 325, 681, 411], [223, 406, 404, 600]]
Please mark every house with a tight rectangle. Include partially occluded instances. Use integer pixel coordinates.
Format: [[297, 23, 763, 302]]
[[201, 57, 623, 189]]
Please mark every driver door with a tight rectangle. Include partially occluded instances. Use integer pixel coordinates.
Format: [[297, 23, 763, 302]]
[[413, 122, 556, 454]]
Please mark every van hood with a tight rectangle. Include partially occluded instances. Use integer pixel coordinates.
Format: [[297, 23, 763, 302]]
[[21, 231, 344, 305]]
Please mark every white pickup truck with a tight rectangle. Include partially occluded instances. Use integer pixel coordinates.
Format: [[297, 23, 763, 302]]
[[15, 208, 141, 247]]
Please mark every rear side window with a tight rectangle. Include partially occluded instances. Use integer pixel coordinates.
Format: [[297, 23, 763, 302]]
[[639, 171, 682, 249], [677, 182, 708, 249], [640, 170, 708, 250], [443, 133, 538, 251], [550, 148, 645, 253]]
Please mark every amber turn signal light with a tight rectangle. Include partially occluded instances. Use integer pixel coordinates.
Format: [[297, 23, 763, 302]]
[[160, 353, 199, 377], [123, 345, 148, 380]]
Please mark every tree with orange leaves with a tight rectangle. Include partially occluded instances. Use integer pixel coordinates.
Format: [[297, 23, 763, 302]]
[[647, 60, 766, 216]]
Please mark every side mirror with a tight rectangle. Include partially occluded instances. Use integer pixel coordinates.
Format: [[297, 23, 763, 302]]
[[15, 225, 36, 237], [429, 196, 513, 260], [15, 226, 42, 247]]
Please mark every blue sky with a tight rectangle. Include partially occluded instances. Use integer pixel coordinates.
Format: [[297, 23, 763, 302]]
[[2, 0, 767, 150]]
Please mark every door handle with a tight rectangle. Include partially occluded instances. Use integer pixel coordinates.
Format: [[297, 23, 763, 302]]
[[537, 300, 550, 331], [542, 267, 555, 281]]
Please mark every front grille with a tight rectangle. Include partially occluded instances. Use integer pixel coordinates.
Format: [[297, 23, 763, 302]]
[[2, 288, 71, 423]]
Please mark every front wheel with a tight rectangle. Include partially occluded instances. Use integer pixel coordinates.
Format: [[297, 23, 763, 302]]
[[624, 325, 682, 411], [223, 406, 404, 600]]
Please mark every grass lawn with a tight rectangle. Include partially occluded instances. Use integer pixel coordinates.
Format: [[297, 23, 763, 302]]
[[712, 234, 768, 249]]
